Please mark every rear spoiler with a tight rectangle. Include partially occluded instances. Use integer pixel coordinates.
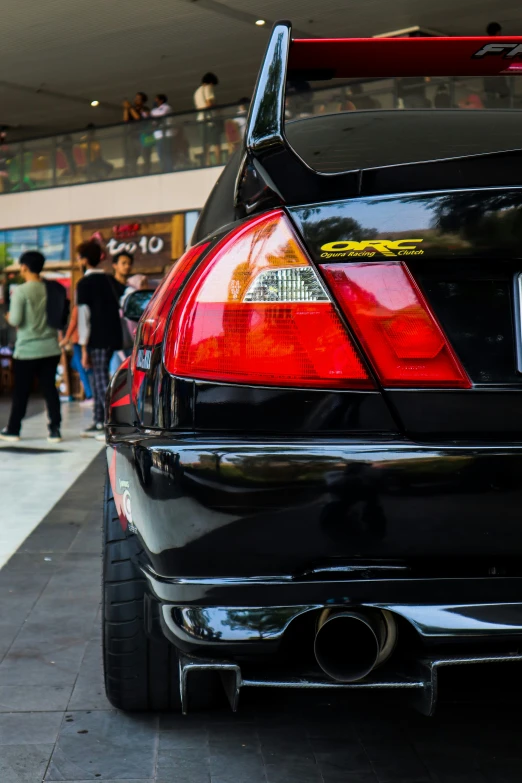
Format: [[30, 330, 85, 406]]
[[289, 36, 522, 79], [235, 21, 522, 215]]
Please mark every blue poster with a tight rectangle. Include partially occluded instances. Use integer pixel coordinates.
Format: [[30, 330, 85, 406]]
[[4, 229, 38, 261], [0, 224, 69, 267], [38, 225, 70, 261]]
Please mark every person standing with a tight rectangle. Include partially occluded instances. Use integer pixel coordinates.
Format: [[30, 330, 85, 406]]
[[110, 250, 133, 298], [82, 125, 114, 181], [59, 134, 77, 179], [234, 97, 250, 134], [108, 251, 134, 376], [397, 77, 431, 109], [0, 251, 63, 443], [194, 73, 221, 165], [151, 94, 174, 173], [486, 21, 502, 35], [59, 305, 93, 404], [484, 22, 510, 108], [76, 241, 122, 437], [123, 92, 152, 176]]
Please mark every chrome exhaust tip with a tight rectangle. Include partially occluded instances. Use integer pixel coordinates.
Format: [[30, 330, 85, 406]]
[[313, 608, 397, 683]]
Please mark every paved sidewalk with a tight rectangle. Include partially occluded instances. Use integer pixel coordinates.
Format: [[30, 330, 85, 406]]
[[0, 401, 103, 568], [0, 452, 521, 782]]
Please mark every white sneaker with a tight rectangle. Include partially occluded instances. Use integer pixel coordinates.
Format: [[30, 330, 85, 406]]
[[0, 429, 20, 442], [81, 423, 104, 438], [95, 433, 106, 442]]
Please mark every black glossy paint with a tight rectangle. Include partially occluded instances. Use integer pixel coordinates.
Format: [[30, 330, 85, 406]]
[[154, 600, 522, 668], [193, 384, 395, 433], [165, 602, 522, 640], [108, 435, 522, 577], [105, 21, 522, 677], [388, 390, 522, 437], [147, 570, 522, 610], [413, 263, 516, 385], [139, 364, 194, 430], [289, 189, 522, 262]]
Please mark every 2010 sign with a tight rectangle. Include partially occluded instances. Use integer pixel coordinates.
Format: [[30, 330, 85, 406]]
[[106, 236, 165, 256]]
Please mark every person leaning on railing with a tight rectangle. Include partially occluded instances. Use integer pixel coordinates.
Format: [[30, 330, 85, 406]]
[[151, 94, 174, 173], [194, 73, 222, 166], [123, 92, 153, 176]]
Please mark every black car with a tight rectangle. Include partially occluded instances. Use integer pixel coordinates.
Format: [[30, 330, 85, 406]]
[[103, 24, 522, 715]]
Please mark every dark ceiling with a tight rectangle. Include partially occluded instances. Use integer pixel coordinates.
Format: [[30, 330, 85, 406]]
[[2, 0, 522, 138]]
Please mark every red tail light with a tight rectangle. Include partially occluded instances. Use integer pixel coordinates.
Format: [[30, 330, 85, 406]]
[[164, 210, 372, 389], [321, 262, 471, 389], [139, 242, 210, 345], [130, 242, 209, 408]]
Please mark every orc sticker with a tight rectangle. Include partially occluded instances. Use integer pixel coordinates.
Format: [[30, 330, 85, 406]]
[[320, 239, 424, 259], [472, 43, 522, 59]]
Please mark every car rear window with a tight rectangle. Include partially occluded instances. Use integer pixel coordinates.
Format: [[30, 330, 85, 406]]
[[285, 109, 522, 173]]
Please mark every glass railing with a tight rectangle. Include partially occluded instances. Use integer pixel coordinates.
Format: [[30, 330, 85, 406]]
[[1, 76, 521, 195], [0, 102, 249, 194]]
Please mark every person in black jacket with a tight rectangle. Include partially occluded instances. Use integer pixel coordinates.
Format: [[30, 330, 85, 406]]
[[76, 241, 122, 438]]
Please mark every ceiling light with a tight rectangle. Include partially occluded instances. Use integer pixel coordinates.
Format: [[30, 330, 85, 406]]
[[255, 19, 265, 26], [90, 100, 100, 107]]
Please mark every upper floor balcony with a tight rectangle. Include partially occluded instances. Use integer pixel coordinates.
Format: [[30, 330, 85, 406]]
[[2, 74, 521, 197]]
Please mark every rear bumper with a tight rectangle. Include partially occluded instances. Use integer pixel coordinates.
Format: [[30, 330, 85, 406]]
[[150, 572, 522, 715], [108, 431, 522, 711], [143, 568, 522, 649], [108, 432, 522, 577]]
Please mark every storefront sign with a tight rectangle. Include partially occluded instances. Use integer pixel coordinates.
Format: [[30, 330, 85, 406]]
[[106, 235, 165, 255], [73, 214, 175, 274]]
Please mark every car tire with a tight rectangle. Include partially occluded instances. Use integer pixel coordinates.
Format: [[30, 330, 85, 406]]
[[102, 471, 182, 711]]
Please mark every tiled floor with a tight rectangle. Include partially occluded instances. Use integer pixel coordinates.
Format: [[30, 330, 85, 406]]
[[1, 450, 522, 782], [0, 400, 103, 568]]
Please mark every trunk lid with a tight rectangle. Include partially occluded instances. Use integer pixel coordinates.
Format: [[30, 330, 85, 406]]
[[289, 189, 522, 439]]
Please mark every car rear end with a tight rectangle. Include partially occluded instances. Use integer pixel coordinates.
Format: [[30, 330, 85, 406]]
[[104, 24, 522, 714]]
